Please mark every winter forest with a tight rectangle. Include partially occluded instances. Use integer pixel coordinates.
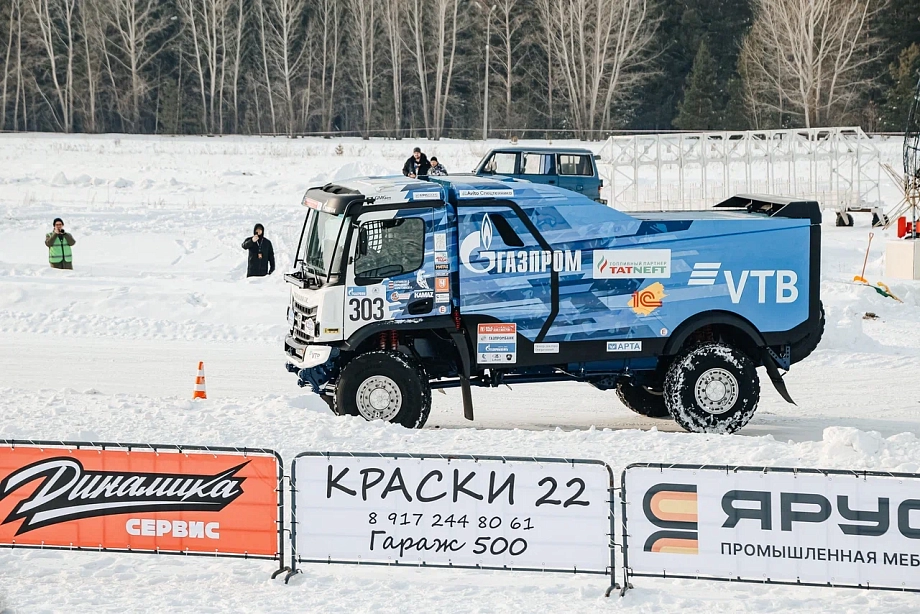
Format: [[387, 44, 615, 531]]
[[0, 0, 918, 139]]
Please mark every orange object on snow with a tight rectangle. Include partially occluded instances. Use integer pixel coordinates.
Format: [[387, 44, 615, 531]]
[[193, 361, 207, 399]]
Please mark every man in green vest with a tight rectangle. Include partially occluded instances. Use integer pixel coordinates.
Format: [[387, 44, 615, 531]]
[[45, 217, 76, 269]]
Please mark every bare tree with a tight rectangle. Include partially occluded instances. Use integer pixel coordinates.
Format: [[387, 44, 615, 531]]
[[406, 0, 429, 136], [27, 0, 77, 132], [316, 0, 341, 132], [381, 0, 402, 137], [263, 0, 307, 134], [536, 0, 658, 138], [254, 0, 277, 133], [490, 0, 526, 131], [741, 0, 880, 128], [346, 0, 376, 138], [1, 0, 18, 130], [179, 0, 238, 132], [100, 0, 174, 130], [406, 0, 462, 139]]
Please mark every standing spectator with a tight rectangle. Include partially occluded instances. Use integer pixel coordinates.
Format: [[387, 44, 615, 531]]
[[428, 156, 448, 176], [402, 147, 431, 178], [242, 223, 275, 277], [45, 218, 76, 270]]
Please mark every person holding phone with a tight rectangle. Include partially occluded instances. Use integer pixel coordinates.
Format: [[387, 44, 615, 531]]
[[45, 217, 76, 270], [242, 223, 275, 277]]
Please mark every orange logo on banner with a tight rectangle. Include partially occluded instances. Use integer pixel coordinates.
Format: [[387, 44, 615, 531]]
[[0, 445, 279, 557]]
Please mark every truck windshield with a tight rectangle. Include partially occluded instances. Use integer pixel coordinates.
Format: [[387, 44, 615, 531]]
[[300, 209, 347, 283]]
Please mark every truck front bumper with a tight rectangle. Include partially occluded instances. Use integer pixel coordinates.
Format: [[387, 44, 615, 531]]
[[284, 335, 333, 370]]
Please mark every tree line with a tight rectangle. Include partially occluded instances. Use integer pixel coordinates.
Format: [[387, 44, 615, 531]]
[[1, 0, 918, 139]]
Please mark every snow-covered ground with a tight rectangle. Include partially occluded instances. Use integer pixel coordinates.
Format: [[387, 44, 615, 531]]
[[1, 132, 919, 612]]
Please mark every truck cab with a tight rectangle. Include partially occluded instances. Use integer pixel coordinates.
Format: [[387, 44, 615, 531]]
[[284, 176, 823, 434], [474, 147, 605, 203]]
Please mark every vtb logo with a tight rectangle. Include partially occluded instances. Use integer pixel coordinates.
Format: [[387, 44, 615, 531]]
[[643, 483, 698, 554]]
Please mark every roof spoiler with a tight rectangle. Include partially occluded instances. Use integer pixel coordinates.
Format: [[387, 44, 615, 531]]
[[715, 194, 821, 224]]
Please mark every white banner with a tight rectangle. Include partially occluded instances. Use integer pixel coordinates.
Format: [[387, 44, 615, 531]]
[[624, 465, 920, 591], [292, 454, 612, 573]]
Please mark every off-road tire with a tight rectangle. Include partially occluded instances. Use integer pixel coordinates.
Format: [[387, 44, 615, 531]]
[[335, 351, 431, 428], [664, 343, 760, 434], [615, 381, 670, 418], [790, 300, 825, 365]]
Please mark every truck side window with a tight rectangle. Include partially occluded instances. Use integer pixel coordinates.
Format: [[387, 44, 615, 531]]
[[354, 218, 425, 281], [558, 154, 592, 176], [484, 152, 517, 174], [521, 153, 553, 175]]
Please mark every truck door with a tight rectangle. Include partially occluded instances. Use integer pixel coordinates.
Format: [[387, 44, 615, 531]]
[[556, 153, 595, 197], [343, 206, 447, 340]]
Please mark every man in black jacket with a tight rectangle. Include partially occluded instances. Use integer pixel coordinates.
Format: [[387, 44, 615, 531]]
[[242, 223, 275, 277], [402, 147, 431, 178]]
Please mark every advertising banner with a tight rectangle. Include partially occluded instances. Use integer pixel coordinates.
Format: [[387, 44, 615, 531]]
[[0, 441, 282, 559], [292, 453, 613, 573], [624, 464, 920, 591]]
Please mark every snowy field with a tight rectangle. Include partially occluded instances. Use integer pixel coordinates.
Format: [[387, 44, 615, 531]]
[[1, 132, 920, 612]]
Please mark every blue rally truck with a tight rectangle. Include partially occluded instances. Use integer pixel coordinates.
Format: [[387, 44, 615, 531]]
[[284, 176, 823, 434]]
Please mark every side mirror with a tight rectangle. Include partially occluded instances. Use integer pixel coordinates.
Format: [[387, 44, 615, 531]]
[[358, 226, 368, 256]]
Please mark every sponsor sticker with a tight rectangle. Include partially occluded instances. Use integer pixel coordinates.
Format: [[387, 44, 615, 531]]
[[435, 293, 450, 304], [411, 191, 441, 201], [477, 323, 517, 364], [437, 306, 448, 314], [434, 233, 447, 251], [346, 287, 367, 297], [435, 276, 449, 292], [534, 342, 560, 354], [435, 263, 450, 271], [322, 327, 340, 335], [607, 341, 642, 352], [592, 249, 671, 279], [387, 280, 412, 290], [435, 252, 449, 265], [629, 282, 666, 316], [414, 290, 434, 299], [458, 189, 514, 199]]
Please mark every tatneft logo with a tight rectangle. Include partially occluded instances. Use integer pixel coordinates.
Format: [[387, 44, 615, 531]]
[[643, 483, 699, 554], [593, 249, 671, 279], [689, 263, 799, 304], [460, 213, 581, 274]]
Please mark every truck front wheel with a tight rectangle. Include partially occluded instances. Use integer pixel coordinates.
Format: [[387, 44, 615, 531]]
[[615, 381, 670, 418], [335, 351, 431, 428], [664, 343, 760, 434]]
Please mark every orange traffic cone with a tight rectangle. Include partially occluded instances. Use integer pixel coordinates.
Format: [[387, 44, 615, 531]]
[[193, 362, 207, 399]]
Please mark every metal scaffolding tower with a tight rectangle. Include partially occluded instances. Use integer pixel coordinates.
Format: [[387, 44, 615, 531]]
[[597, 127, 882, 221]]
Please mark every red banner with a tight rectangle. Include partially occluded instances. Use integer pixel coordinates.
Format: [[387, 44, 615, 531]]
[[0, 443, 280, 558]]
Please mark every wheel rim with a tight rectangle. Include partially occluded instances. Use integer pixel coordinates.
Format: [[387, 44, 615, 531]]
[[355, 375, 402, 421], [693, 368, 739, 415]]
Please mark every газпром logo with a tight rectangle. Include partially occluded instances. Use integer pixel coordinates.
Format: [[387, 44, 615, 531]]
[[460, 213, 581, 274], [0, 457, 247, 534], [642, 483, 698, 554]]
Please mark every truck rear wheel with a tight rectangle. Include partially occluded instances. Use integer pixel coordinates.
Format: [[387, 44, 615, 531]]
[[335, 351, 431, 428], [615, 381, 670, 418], [664, 343, 760, 434]]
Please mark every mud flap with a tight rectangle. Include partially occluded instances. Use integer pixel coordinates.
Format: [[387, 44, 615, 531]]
[[449, 330, 475, 421], [761, 348, 796, 405]]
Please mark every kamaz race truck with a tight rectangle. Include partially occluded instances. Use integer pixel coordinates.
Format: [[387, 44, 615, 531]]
[[283, 176, 824, 434]]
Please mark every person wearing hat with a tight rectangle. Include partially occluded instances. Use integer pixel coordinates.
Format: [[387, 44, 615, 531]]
[[242, 223, 275, 277], [402, 147, 431, 178], [45, 218, 76, 269], [428, 156, 448, 176]]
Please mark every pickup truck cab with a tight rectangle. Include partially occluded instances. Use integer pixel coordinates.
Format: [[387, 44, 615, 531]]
[[474, 147, 605, 203], [284, 176, 823, 434]]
